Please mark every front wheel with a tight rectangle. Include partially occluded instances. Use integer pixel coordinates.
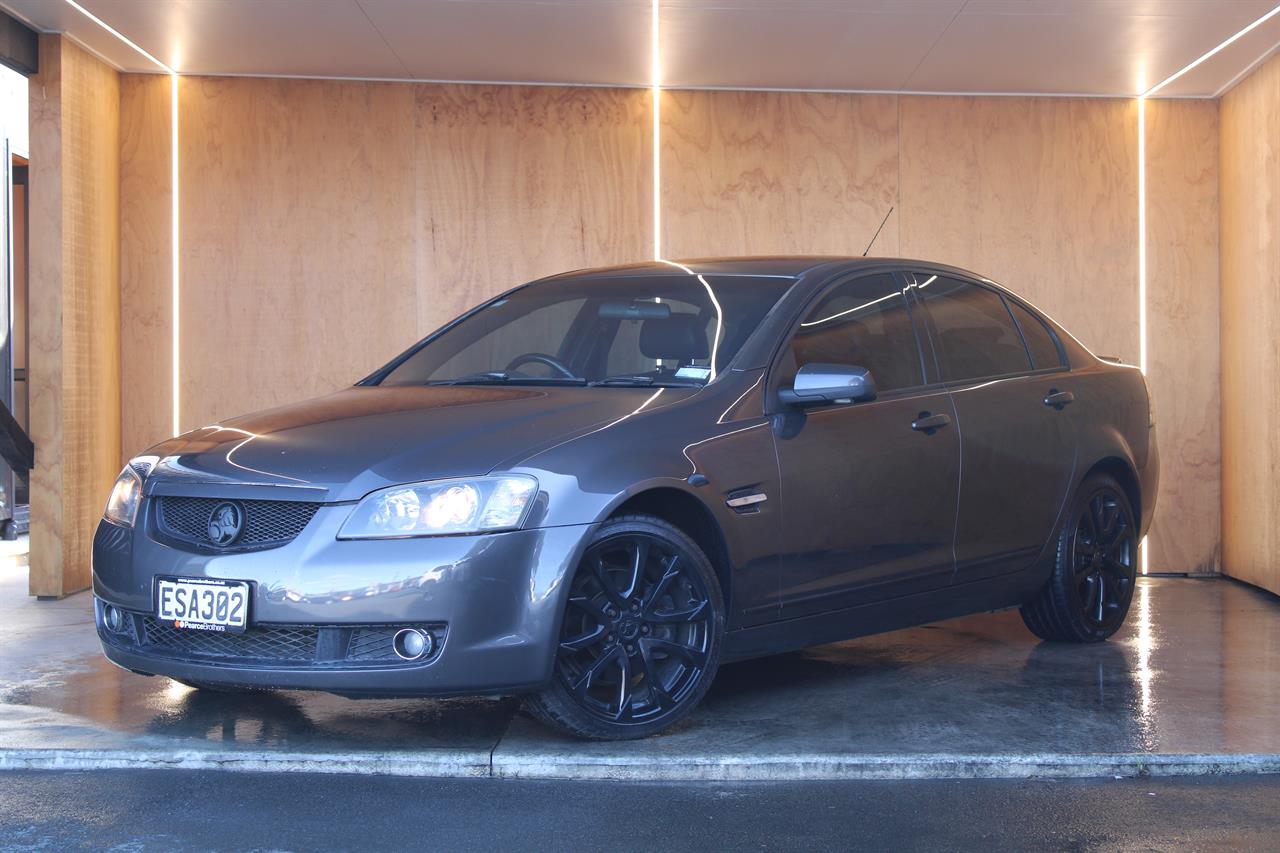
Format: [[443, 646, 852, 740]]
[[525, 515, 724, 740], [1020, 474, 1138, 643]]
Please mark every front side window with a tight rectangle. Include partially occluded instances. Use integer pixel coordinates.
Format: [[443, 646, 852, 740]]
[[784, 273, 924, 393], [378, 275, 792, 387], [914, 276, 1032, 382]]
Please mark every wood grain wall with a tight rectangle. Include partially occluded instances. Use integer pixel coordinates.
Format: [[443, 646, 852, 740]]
[[28, 36, 121, 597], [898, 96, 1139, 365], [119, 74, 171, 461], [661, 90, 899, 258], [118, 80, 1219, 575], [1145, 99, 1221, 576], [1220, 52, 1280, 596], [120, 78, 650, 445]]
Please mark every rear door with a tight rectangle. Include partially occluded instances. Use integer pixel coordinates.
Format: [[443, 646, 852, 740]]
[[909, 273, 1077, 584]]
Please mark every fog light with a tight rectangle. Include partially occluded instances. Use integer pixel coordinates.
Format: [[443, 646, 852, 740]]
[[103, 604, 126, 634], [392, 628, 432, 661]]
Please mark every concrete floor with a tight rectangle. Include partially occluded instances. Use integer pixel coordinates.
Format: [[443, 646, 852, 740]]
[[3, 548, 1279, 780]]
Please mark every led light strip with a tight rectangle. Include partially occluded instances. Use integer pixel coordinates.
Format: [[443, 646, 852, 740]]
[[1133, 4, 1280, 575], [651, 0, 661, 261], [170, 74, 180, 435], [61, 0, 182, 435]]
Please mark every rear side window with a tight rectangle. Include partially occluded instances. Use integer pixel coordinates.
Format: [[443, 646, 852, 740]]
[[914, 276, 1031, 382], [1007, 300, 1064, 370], [787, 273, 924, 393]]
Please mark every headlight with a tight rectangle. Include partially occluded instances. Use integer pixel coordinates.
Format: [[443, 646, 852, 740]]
[[338, 475, 538, 539], [104, 466, 144, 528]]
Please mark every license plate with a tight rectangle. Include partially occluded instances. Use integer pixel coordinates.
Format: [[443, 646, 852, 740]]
[[156, 577, 250, 633]]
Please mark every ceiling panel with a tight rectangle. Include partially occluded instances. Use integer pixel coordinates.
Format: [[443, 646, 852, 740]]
[[906, 0, 1279, 95], [359, 0, 650, 85], [1156, 12, 1280, 96], [1, 0, 1277, 96], [5, 0, 408, 76], [660, 1, 964, 91]]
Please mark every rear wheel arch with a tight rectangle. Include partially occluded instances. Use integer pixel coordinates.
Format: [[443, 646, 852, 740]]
[[608, 488, 733, 615], [1082, 456, 1141, 528]]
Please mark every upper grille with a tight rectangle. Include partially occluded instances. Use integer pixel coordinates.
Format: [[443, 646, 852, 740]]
[[156, 496, 321, 550]]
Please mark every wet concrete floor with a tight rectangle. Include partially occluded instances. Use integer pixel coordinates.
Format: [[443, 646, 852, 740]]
[[3, 555, 1279, 770]]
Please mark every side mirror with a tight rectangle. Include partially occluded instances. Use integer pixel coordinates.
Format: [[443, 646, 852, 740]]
[[778, 363, 877, 407]]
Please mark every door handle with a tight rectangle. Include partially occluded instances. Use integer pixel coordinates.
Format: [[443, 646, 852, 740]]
[[1043, 389, 1075, 410], [911, 412, 952, 434]]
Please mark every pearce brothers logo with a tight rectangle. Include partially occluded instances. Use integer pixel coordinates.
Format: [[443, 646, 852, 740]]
[[207, 502, 244, 546]]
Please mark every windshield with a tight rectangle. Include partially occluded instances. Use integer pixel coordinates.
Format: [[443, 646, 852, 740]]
[[377, 274, 794, 388]]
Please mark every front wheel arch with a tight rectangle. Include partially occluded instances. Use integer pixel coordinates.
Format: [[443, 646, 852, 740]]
[[606, 487, 734, 618]]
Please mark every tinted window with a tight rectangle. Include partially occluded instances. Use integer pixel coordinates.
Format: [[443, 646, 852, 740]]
[[379, 275, 791, 386], [787, 274, 923, 393], [915, 276, 1031, 382], [1007, 300, 1063, 370]]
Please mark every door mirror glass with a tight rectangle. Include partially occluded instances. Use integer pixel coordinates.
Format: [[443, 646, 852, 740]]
[[779, 363, 877, 407]]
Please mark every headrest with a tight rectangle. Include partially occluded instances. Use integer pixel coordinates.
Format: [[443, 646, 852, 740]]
[[639, 313, 710, 361]]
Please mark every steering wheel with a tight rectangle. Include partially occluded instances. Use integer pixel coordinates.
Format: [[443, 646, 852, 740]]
[[504, 352, 578, 379]]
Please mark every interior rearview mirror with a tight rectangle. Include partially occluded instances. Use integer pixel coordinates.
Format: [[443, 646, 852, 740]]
[[778, 363, 877, 407]]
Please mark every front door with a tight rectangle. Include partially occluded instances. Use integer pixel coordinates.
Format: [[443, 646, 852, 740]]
[[771, 272, 960, 619]]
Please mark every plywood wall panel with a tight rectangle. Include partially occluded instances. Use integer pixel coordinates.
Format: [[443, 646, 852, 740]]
[[28, 36, 120, 596], [1220, 53, 1280, 596], [119, 74, 172, 458], [661, 90, 899, 259], [160, 79, 651, 433], [900, 96, 1140, 365], [414, 84, 651, 331], [1144, 99, 1221, 575], [177, 76, 419, 431], [116, 79, 1221, 579]]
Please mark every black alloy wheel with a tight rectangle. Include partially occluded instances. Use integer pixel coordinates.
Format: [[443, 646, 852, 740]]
[[1069, 488, 1136, 630], [525, 515, 723, 739], [1021, 473, 1138, 643]]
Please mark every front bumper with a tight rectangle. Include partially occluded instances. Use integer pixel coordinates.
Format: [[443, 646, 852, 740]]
[[92, 502, 594, 697]]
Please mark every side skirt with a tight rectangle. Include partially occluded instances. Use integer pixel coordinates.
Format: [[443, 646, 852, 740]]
[[720, 569, 1048, 664]]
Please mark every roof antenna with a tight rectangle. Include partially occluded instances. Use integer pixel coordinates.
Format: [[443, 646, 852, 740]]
[[862, 206, 894, 257]]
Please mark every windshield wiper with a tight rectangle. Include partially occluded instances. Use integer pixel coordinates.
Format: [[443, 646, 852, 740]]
[[428, 372, 587, 386], [588, 375, 702, 388]]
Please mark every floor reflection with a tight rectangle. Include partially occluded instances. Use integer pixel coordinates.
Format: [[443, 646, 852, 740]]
[[3, 577, 1279, 757]]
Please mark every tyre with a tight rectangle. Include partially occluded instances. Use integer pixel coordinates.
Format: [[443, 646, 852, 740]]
[[1020, 473, 1138, 643], [525, 514, 724, 740]]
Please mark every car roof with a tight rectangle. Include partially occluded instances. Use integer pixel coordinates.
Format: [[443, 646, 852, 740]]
[[536, 256, 989, 282]]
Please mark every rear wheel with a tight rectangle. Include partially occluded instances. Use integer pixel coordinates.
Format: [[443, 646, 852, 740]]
[[1020, 474, 1138, 643], [525, 515, 724, 740]]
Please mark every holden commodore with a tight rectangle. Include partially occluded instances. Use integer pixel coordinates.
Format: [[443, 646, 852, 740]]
[[93, 257, 1158, 739]]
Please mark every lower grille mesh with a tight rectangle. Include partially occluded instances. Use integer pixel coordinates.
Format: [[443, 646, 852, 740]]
[[141, 617, 318, 661], [118, 614, 447, 668]]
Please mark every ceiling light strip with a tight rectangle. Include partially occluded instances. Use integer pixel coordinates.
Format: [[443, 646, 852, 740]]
[[1143, 4, 1280, 98], [171, 74, 181, 435], [651, 0, 661, 261], [61, 0, 174, 73]]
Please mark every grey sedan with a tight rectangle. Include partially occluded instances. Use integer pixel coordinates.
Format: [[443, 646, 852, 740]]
[[93, 257, 1157, 739]]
